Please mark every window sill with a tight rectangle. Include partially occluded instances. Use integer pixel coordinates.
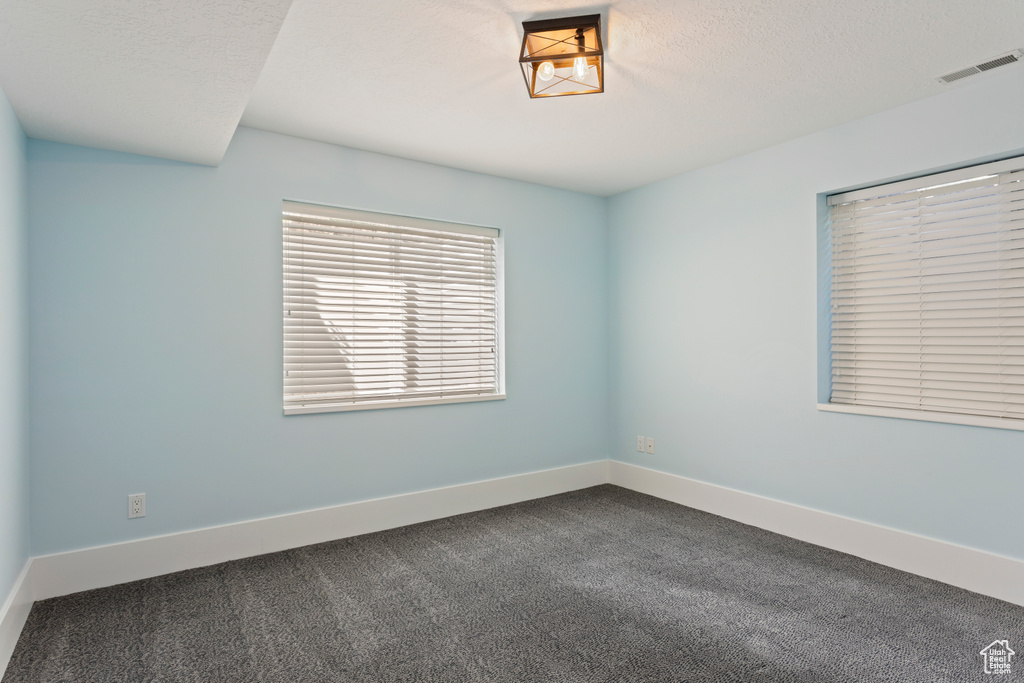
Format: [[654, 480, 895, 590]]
[[816, 402, 1024, 432], [285, 393, 507, 415]]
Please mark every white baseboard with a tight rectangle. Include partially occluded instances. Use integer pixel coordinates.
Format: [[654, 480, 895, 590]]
[[6, 456, 1021, 683], [30, 460, 609, 601], [0, 561, 33, 676], [608, 461, 1024, 607]]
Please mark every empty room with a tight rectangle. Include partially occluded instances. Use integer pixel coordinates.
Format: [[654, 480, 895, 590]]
[[1, 1, 1024, 681]]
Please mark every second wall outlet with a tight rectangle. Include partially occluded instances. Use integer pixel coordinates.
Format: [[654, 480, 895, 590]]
[[637, 435, 645, 452], [646, 437, 655, 454], [128, 493, 146, 519]]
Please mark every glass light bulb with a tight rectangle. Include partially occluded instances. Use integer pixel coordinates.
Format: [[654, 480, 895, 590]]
[[573, 57, 590, 81], [537, 61, 555, 82]]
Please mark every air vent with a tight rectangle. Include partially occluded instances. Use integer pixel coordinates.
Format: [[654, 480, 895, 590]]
[[936, 50, 1023, 84]]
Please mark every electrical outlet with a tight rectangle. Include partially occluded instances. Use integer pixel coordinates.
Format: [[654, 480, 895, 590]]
[[646, 437, 655, 454], [128, 493, 146, 519], [636, 435, 645, 452]]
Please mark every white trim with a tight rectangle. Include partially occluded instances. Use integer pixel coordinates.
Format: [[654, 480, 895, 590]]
[[285, 393, 506, 415], [8, 456, 1021, 676], [29, 460, 608, 601], [608, 461, 1024, 607], [817, 402, 1024, 432], [0, 560, 33, 678]]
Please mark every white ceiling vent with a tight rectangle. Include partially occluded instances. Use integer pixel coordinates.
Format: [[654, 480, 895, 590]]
[[936, 49, 1023, 84]]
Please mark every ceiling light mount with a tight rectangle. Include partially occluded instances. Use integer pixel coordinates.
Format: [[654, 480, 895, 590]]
[[520, 14, 603, 98]]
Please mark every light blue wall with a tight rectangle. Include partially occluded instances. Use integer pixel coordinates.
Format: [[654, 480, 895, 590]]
[[28, 127, 609, 555], [0, 86, 28, 599], [608, 66, 1024, 561], [26, 64, 1024, 563]]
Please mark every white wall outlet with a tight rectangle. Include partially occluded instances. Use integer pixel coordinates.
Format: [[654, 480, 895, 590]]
[[128, 493, 146, 519], [636, 435, 645, 452], [646, 437, 655, 454]]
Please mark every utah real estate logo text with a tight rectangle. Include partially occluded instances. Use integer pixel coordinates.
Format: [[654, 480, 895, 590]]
[[980, 640, 1014, 675]]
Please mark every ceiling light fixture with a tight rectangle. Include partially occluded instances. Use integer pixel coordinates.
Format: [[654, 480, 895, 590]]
[[519, 14, 603, 98]]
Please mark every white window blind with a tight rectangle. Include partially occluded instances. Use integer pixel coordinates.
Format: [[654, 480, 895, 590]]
[[828, 156, 1024, 422], [283, 202, 503, 415]]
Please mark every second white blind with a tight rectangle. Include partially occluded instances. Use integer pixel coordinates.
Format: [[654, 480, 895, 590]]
[[829, 158, 1024, 420]]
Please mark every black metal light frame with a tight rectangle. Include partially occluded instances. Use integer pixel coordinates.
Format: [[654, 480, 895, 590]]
[[519, 14, 604, 98]]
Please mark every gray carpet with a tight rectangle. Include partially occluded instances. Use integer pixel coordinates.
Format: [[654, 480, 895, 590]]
[[4, 485, 1022, 682]]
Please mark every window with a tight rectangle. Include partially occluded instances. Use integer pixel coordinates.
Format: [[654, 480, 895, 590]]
[[826, 156, 1024, 426], [283, 202, 504, 414]]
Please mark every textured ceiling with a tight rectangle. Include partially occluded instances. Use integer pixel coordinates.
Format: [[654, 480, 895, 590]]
[[1, 1, 1023, 193], [0, 0, 293, 165], [241, 0, 1024, 195]]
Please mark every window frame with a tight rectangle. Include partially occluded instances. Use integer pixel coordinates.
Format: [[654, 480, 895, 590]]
[[283, 201, 506, 415]]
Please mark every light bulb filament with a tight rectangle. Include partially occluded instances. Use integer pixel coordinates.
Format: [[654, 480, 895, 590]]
[[573, 57, 589, 81]]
